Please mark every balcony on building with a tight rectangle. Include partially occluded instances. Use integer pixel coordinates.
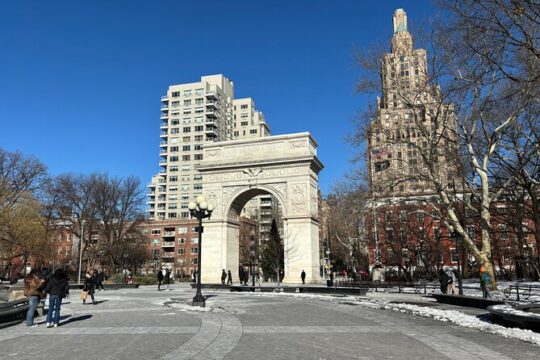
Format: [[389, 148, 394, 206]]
[[160, 141, 168, 147], [159, 159, 167, 166], [205, 128, 217, 138], [161, 240, 175, 248], [161, 96, 168, 102], [205, 92, 217, 100], [160, 149, 167, 155], [160, 113, 169, 119], [161, 252, 175, 260], [163, 228, 176, 237], [160, 133, 168, 139], [206, 109, 218, 118], [160, 123, 168, 130], [205, 100, 218, 109]]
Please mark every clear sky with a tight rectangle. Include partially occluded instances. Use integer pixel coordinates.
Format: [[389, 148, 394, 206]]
[[0, 0, 436, 195]]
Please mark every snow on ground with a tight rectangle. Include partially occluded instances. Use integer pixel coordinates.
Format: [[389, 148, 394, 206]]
[[490, 304, 540, 319], [227, 290, 540, 346]]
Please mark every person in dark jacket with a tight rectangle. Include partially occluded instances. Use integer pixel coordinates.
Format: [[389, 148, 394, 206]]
[[221, 269, 227, 285], [227, 270, 233, 285], [164, 269, 171, 290], [157, 267, 164, 291], [301, 270, 306, 285], [44, 268, 69, 327], [96, 270, 105, 291], [24, 269, 44, 327], [83, 271, 96, 305]]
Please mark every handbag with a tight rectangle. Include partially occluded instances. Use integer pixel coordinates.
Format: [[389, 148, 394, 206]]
[[80, 290, 88, 300]]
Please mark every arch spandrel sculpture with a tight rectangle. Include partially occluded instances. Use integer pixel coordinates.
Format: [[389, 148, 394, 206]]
[[196, 132, 324, 284]]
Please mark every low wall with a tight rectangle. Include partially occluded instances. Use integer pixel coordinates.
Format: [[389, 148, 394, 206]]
[[432, 294, 504, 309]]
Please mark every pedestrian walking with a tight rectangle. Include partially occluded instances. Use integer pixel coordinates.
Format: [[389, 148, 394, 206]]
[[165, 268, 171, 291], [44, 268, 69, 328], [301, 270, 306, 285], [24, 269, 44, 327], [479, 266, 492, 299], [221, 269, 227, 285], [83, 271, 96, 305], [445, 268, 457, 295], [239, 267, 245, 286], [157, 267, 164, 291], [438, 268, 449, 294], [227, 270, 233, 285], [96, 270, 105, 291]]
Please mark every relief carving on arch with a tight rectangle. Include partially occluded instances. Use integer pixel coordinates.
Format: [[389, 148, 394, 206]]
[[310, 185, 318, 217], [290, 183, 307, 214]]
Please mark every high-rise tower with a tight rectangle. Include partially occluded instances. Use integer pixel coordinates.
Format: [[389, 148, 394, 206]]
[[367, 9, 458, 199], [147, 75, 270, 221]]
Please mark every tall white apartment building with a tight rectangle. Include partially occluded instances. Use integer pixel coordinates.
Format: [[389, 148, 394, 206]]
[[147, 75, 270, 221]]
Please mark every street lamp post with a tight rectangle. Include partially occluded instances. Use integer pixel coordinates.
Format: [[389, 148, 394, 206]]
[[188, 195, 214, 307]]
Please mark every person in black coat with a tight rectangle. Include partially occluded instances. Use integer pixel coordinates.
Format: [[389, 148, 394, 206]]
[[227, 270, 233, 285], [83, 271, 96, 305], [221, 269, 227, 285], [44, 268, 69, 327], [157, 267, 164, 291], [164, 269, 171, 290], [301, 270, 306, 285]]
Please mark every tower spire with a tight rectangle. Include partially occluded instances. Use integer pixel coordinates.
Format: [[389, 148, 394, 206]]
[[393, 8, 408, 34]]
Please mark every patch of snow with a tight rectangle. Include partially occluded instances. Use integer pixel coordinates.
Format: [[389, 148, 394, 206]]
[[490, 304, 540, 319]]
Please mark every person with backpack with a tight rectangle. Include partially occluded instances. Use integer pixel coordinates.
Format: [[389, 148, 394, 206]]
[[43, 268, 70, 328], [479, 266, 491, 299], [24, 269, 44, 327]]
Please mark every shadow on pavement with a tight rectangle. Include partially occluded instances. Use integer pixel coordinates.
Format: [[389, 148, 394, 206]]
[[60, 314, 93, 325]]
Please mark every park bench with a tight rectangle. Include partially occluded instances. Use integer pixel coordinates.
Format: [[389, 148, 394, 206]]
[[502, 283, 540, 303]]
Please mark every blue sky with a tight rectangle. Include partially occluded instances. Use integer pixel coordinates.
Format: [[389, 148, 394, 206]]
[[0, 0, 436, 195]]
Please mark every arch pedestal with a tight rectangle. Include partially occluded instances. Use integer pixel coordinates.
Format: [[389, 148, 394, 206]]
[[197, 133, 324, 284]]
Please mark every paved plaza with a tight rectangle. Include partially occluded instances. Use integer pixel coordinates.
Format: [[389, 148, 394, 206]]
[[1, 284, 538, 359]]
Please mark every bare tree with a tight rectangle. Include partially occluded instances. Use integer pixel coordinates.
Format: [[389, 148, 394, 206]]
[[0, 148, 49, 274], [326, 181, 370, 275]]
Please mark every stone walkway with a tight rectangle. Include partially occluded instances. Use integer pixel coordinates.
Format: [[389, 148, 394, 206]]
[[1, 284, 538, 359]]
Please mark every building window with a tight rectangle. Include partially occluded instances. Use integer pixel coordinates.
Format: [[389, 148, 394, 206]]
[[183, 127, 191, 133], [449, 248, 458, 263], [194, 183, 202, 190], [191, 237, 199, 244], [182, 155, 190, 161], [168, 212, 177, 218], [172, 91, 180, 98], [194, 144, 202, 151], [194, 125, 203, 132], [250, 129, 257, 134], [183, 100, 191, 106], [194, 135, 203, 141], [190, 248, 198, 254], [169, 176, 178, 182], [178, 227, 187, 234], [194, 154, 203, 160], [182, 145, 191, 151], [191, 258, 198, 265], [241, 104, 248, 109], [178, 248, 185, 255], [233, 131, 239, 137], [151, 229, 161, 235], [241, 121, 248, 126]]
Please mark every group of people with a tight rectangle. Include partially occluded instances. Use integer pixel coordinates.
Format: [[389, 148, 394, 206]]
[[156, 267, 172, 291], [221, 269, 233, 285], [439, 266, 493, 299], [24, 268, 70, 328]]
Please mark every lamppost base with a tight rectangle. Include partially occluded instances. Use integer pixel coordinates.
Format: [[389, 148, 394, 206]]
[[192, 294, 205, 307]]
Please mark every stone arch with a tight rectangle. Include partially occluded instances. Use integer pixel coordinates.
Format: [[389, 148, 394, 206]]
[[224, 185, 288, 223], [196, 133, 324, 284]]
